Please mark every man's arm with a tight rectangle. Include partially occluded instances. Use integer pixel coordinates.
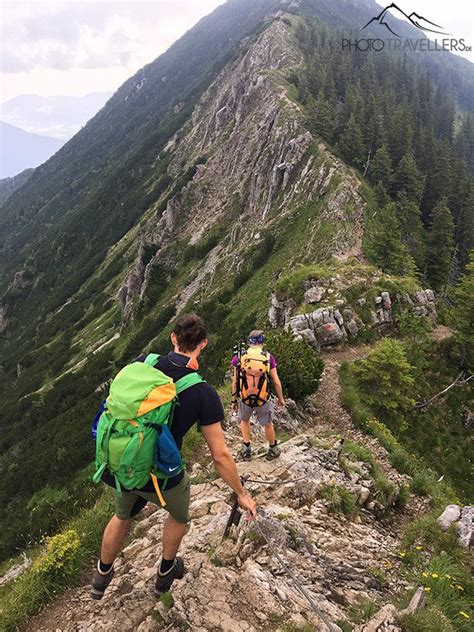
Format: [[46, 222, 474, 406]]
[[201, 422, 256, 517], [269, 367, 285, 407]]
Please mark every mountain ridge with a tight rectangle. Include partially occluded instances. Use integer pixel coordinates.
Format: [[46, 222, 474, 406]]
[[0, 122, 64, 178], [0, 1, 472, 629]]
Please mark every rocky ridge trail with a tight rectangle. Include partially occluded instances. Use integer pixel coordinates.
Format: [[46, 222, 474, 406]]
[[29, 347, 419, 632]]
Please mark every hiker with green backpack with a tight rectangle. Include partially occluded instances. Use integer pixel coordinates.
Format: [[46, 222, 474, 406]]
[[90, 314, 256, 599]]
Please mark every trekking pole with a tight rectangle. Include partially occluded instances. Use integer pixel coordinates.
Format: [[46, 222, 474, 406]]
[[223, 475, 247, 539], [233, 338, 246, 406], [223, 493, 242, 538]]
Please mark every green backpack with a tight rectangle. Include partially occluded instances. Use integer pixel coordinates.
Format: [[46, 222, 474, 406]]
[[92, 354, 205, 501]]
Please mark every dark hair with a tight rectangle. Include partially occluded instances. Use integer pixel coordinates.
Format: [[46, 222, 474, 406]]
[[172, 314, 208, 352]]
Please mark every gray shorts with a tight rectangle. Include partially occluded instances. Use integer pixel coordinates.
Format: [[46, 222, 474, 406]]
[[238, 400, 273, 425]]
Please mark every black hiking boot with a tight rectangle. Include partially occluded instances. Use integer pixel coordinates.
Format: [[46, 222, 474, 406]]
[[266, 443, 281, 461], [154, 557, 185, 595], [90, 564, 115, 600], [239, 444, 252, 461]]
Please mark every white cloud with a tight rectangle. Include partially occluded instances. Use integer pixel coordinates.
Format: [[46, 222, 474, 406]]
[[0, 1, 226, 99], [1, 2, 226, 70]]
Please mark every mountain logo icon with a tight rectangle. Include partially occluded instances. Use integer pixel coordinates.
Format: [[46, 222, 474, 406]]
[[362, 3, 450, 38]]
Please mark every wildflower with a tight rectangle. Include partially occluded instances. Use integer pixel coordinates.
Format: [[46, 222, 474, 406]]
[[415, 546, 423, 550], [456, 585, 464, 591], [424, 586, 431, 592], [421, 572, 429, 578], [431, 573, 439, 579], [459, 611, 470, 619], [399, 551, 406, 557]]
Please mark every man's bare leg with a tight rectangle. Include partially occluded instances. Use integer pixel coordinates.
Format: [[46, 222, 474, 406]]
[[264, 422, 276, 446], [240, 419, 251, 443], [162, 514, 189, 560], [100, 515, 130, 564]]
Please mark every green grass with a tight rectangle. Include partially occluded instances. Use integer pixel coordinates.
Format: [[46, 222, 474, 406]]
[[159, 591, 175, 610], [398, 609, 455, 632], [318, 484, 358, 519], [0, 492, 114, 632], [347, 598, 379, 624], [339, 360, 473, 631]]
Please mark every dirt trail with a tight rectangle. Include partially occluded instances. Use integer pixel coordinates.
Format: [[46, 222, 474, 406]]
[[26, 344, 415, 632]]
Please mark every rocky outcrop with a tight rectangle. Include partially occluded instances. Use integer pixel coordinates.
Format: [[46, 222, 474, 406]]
[[275, 282, 437, 350], [118, 17, 366, 321]]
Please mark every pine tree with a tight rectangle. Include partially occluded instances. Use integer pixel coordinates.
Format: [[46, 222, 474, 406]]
[[369, 145, 393, 187], [392, 153, 423, 203], [456, 182, 474, 267], [425, 200, 455, 291], [455, 250, 474, 370], [422, 140, 453, 213], [373, 182, 390, 208], [396, 193, 426, 271], [311, 91, 334, 141], [369, 202, 416, 276], [387, 105, 413, 165], [337, 114, 365, 167]]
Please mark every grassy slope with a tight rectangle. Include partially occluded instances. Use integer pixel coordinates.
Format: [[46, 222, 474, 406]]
[[339, 347, 473, 631]]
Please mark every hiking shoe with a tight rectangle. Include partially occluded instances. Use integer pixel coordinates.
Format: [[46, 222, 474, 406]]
[[266, 443, 281, 461], [154, 557, 185, 595], [239, 444, 252, 461], [90, 565, 114, 600]]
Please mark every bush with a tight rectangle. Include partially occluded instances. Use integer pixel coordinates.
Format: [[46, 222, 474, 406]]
[[264, 329, 324, 401], [33, 529, 81, 578], [353, 338, 416, 424]]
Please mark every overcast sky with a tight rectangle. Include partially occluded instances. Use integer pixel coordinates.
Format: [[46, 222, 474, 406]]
[[1, 0, 473, 102]]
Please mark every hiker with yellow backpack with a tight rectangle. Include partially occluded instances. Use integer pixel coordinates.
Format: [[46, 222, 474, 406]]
[[90, 314, 256, 600], [231, 330, 286, 461]]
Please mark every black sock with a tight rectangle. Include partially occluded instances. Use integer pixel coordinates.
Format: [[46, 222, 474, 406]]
[[243, 441, 250, 447], [160, 557, 175, 574], [98, 560, 113, 574], [270, 440, 277, 448]]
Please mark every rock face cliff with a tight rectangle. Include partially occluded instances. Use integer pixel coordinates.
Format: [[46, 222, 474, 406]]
[[119, 16, 365, 326]]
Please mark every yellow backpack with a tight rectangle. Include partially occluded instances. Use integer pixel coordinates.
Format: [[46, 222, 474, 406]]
[[239, 346, 271, 407]]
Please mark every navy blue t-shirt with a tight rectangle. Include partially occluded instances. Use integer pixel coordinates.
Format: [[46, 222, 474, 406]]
[[102, 352, 224, 492]]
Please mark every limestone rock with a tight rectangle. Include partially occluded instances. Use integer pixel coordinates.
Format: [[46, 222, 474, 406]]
[[436, 504, 461, 530], [456, 506, 474, 549], [304, 286, 324, 304], [381, 291, 391, 310], [0, 304, 8, 333], [299, 328, 319, 349], [399, 587, 427, 616], [357, 604, 400, 631]]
